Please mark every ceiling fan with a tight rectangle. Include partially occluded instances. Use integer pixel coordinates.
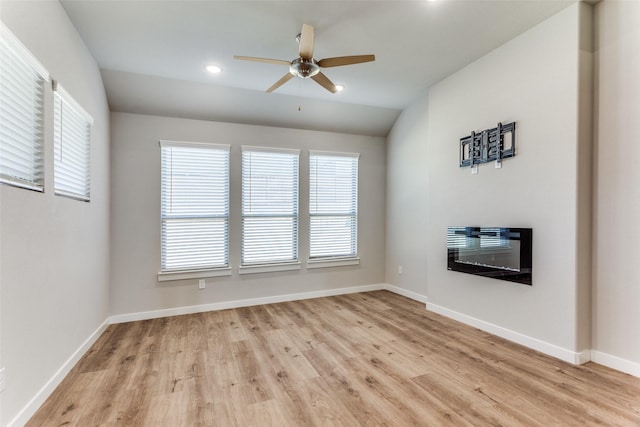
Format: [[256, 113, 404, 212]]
[[234, 24, 375, 94]]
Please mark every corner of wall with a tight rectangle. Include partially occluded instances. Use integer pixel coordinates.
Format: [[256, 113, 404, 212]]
[[591, 0, 640, 371], [575, 0, 594, 356], [384, 95, 430, 298]]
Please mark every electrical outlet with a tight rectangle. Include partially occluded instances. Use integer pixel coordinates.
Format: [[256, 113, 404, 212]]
[[0, 367, 6, 393], [198, 279, 205, 289], [398, 265, 403, 275]]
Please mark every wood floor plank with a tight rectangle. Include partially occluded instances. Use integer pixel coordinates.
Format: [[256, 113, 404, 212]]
[[27, 290, 640, 426], [237, 399, 289, 427], [229, 340, 273, 405], [218, 308, 251, 343], [302, 342, 411, 426]]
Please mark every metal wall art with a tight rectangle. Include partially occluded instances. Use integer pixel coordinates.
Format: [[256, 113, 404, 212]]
[[459, 122, 516, 170]]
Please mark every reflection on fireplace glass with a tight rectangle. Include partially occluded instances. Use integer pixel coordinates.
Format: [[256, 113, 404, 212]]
[[447, 227, 532, 285]]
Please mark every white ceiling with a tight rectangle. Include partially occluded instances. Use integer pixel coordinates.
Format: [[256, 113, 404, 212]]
[[61, 0, 575, 136]]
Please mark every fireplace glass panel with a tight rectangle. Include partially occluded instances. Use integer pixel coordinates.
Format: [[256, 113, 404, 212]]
[[447, 227, 532, 285]]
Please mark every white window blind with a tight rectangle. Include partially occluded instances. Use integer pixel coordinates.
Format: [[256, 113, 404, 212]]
[[53, 84, 93, 201], [0, 23, 49, 191], [160, 141, 230, 272], [309, 151, 358, 259], [242, 146, 299, 265]]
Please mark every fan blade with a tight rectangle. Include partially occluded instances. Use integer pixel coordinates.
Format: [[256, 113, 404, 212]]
[[318, 55, 375, 68], [234, 56, 291, 66], [266, 73, 294, 93], [311, 72, 337, 94], [299, 24, 314, 60]]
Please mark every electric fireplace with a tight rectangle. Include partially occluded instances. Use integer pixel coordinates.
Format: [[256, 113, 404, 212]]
[[447, 227, 532, 285]]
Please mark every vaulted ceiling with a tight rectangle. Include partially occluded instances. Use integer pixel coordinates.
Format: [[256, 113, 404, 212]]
[[61, 0, 575, 136]]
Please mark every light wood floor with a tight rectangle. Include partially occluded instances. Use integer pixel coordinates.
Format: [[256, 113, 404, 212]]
[[28, 291, 640, 426]]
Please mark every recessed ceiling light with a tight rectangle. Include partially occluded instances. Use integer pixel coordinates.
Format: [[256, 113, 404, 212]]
[[335, 84, 345, 92], [206, 65, 222, 74]]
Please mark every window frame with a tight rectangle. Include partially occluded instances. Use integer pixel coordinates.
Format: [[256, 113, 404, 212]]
[[240, 145, 300, 274], [308, 150, 359, 268], [158, 140, 231, 281], [53, 83, 93, 201], [0, 22, 49, 192]]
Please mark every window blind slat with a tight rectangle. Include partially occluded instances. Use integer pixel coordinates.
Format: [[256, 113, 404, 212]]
[[161, 142, 230, 272], [309, 153, 358, 259], [241, 148, 299, 265]]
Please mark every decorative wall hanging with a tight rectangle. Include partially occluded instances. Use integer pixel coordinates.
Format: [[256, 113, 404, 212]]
[[459, 122, 516, 171]]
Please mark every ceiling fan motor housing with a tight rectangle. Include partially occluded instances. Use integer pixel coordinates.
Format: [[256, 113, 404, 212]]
[[290, 58, 320, 78]]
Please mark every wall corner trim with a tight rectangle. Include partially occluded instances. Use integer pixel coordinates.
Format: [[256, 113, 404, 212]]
[[577, 349, 592, 365], [8, 319, 111, 427]]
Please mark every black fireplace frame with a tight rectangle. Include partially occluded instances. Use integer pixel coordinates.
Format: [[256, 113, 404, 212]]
[[447, 227, 532, 285]]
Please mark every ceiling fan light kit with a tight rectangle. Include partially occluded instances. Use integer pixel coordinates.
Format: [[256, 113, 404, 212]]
[[289, 58, 320, 78], [234, 24, 375, 94]]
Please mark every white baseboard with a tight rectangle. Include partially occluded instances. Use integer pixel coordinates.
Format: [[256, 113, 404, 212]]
[[8, 318, 110, 427], [383, 284, 428, 303], [426, 302, 588, 365], [110, 283, 386, 324], [591, 350, 640, 377]]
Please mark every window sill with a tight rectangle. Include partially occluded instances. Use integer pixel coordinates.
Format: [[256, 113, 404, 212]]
[[307, 257, 360, 269], [238, 262, 301, 275], [55, 189, 90, 202], [157, 267, 232, 282], [1, 177, 44, 193]]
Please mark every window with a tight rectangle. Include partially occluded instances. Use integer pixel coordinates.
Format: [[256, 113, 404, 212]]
[[0, 23, 49, 191], [160, 141, 230, 273], [53, 84, 93, 201], [242, 146, 299, 267], [309, 151, 358, 260]]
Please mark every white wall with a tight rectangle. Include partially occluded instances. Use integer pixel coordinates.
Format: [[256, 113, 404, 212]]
[[386, 3, 592, 361], [110, 113, 386, 317], [0, 1, 110, 425], [592, 0, 640, 373]]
